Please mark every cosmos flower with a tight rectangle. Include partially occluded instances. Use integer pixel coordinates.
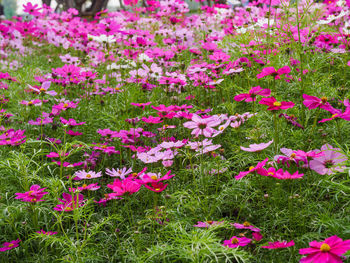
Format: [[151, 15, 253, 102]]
[[259, 97, 295, 111], [74, 170, 103, 180], [183, 114, 221, 137], [105, 167, 133, 179], [194, 221, 224, 228], [240, 140, 273, 152], [15, 184, 49, 203], [299, 235, 350, 263], [235, 158, 269, 180], [262, 240, 295, 249], [0, 239, 20, 252], [54, 193, 86, 212], [234, 86, 271, 102], [223, 236, 252, 248]]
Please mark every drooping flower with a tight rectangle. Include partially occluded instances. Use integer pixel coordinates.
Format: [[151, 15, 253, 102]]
[[232, 222, 261, 232], [262, 240, 295, 249], [54, 193, 86, 212], [36, 230, 58, 236], [309, 144, 348, 175], [0, 239, 20, 252], [15, 184, 49, 203], [235, 158, 268, 180], [240, 140, 273, 152], [223, 236, 252, 248], [234, 86, 271, 102], [259, 97, 295, 111], [272, 169, 304, 179], [299, 235, 350, 263], [194, 221, 224, 228], [302, 94, 332, 111]]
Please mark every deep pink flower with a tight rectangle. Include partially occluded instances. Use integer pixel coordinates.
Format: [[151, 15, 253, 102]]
[[107, 177, 141, 196], [60, 117, 85, 126], [54, 193, 85, 212], [141, 116, 163, 124], [234, 86, 271, 102], [223, 236, 252, 248], [194, 221, 224, 228], [36, 230, 58, 236], [15, 184, 48, 203], [23, 2, 41, 16], [240, 140, 273, 152], [232, 222, 261, 232], [303, 94, 332, 110], [272, 169, 304, 179], [299, 236, 350, 263], [256, 66, 291, 79], [69, 183, 100, 192], [262, 240, 295, 249], [0, 239, 20, 252], [259, 97, 295, 111], [235, 158, 268, 180]]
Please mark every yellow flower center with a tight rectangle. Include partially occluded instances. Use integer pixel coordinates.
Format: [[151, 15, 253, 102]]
[[65, 207, 72, 211], [332, 114, 338, 118], [249, 166, 255, 171], [8, 243, 14, 247], [231, 238, 239, 244], [151, 175, 158, 180], [243, 221, 250, 227], [28, 101, 33, 105], [206, 221, 213, 224], [29, 191, 34, 194], [39, 88, 46, 92], [31, 198, 37, 202], [321, 97, 327, 103], [132, 173, 138, 177], [320, 243, 331, 252], [290, 153, 296, 158], [82, 184, 87, 188], [86, 174, 92, 178], [268, 172, 274, 176], [273, 101, 282, 107], [155, 188, 161, 191], [115, 87, 120, 91], [63, 103, 68, 107]]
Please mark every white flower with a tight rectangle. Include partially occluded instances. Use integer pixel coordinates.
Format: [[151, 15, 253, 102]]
[[138, 53, 152, 62]]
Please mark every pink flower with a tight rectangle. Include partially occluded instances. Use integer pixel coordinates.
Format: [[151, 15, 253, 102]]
[[234, 86, 271, 102], [262, 240, 295, 249], [272, 169, 304, 179], [235, 158, 268, 180], [124, 0, 138, 5], [309, 144, 347, 175], [106, 167, 133, 179], [0, 239, 20, 252], [23, 2, 41, 16], [137, 170, 175, 192], [28, 81, 57, 96], [54, 193, 85, 212], [15, 184, 48, 203], [303, 94, 332, 110], [60, 117, 85, 126], [194, 221, 224, 228], [141, 116, 163, 124], [69, 183, 100, 192], [74, 170, 102, 180], [240, 140, 273, 152], [259, 97, 295, 111], [223, 236, 252, 248], [183, 114, 221, 137], [130, 102, 151, 110], [299, 235, 350, 263]]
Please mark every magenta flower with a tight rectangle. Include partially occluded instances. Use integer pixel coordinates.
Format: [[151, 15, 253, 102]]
[[107, 177, 141, 196], [235, 158, 268, 180], [69, 183, 100, 192], [272, 169, 304, 179], [15, 184, 48, 203], [23, 2, 41, 16], [130, 102, 151, 110], [240, 140, 273, 152], [183, 114, 221, 137], [54, 193, 86, 212], [194, 221, 224, 228], [141, 116, 163, 124], [309, 144, 348, 175], [232, 222, 261, 232], [137, 170, 175, 192], [262, 240, 295, 249], [234, 86, 271, 102], [259, 97, 295, 111], [60, 117, 85, 126], [223, 236, 252, 248], [0, 239, 20, 252], [299, 236, 350, 263], [36, 230, 58, 236], [256, 66, 291, 79], [302, 94, 332, 110]]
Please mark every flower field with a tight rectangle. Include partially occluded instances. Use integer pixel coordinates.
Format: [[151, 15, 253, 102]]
[[0, 0, 350, 262]]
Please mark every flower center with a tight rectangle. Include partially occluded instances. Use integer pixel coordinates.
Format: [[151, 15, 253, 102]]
[[321, 97, 327, 103], [273, 101, 282, 107], [231, 238, 239, 244], [199, 123, 207, 129], [151, 175, 158, 180], [206, 221, 213, 224], [243, 221, 250, 227], [267, 172, 274, 176], [39, 88, 46, 92], [8, 243, 14, 247], [29, 191, 34, 194], [155, 188, 161, 191], [249, 166, 255, 171], [290, 153, 296, 158], [320, 243, 331, 252], [324, 160, 335, 168], [332, 114, 338, 118], [82, 184, 87, 188], [132, 173, 138, 177], [31, 198, 37, 202], [86, 174, 92, 178]]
